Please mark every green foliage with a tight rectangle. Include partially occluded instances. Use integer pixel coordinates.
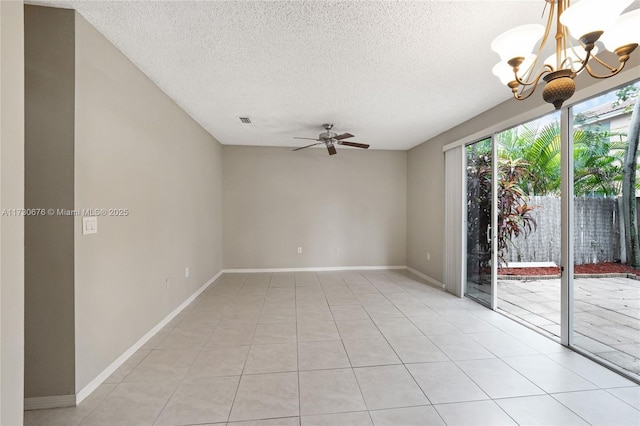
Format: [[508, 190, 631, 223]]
[[467, 145, 537, 266], [614, 84, 639, 111], [497, 121, 561, 195], [497, 120, 633, 197], [573, 128, 626, 196], [496, 158, 537, 263]]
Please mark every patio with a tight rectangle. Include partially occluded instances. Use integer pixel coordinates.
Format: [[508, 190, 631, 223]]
[[497, 276, 640, 377]]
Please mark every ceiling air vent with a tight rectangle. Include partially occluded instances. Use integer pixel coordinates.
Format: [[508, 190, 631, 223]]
[[238, 117, 252, 124]]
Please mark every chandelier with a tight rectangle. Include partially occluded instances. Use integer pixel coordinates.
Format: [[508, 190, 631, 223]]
[[491, 0, 639, 109]]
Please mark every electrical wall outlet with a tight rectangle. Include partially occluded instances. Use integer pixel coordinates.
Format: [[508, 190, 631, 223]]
[[185, 267, 190, 278], [82, 216, 98, 235], [297, 247, 302, 254], [427, 253, 431, 261]]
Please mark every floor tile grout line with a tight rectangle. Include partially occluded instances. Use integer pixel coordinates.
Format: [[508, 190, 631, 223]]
[[546, 390, 607, 425], [341, 271, 376, 414], [452, 356, 547, 401], [549, 386, 639, 398], [536, 351, 621, 390], [152, 274, 246, 425], [383, 304, 500, 410], [224, 274, 253, 424], [294, 272, 302, 419], [114, 276, 233, 426], [72, 381, 120, 426], [381, 271, 453, 419], [363, 272, 449, 374]]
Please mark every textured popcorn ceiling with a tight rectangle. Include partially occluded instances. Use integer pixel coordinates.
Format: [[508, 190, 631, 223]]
[[31, 1, 568, 149]]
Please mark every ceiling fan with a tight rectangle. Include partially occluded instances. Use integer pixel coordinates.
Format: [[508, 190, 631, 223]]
[[292, 123, 370, 156]]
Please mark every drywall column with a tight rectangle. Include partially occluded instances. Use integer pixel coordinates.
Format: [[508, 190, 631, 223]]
[[24, 5, 76, 405], [0, 0, 25, 423]]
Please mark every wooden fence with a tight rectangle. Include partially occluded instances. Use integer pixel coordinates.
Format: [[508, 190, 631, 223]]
[[504, 196, 639, 265]]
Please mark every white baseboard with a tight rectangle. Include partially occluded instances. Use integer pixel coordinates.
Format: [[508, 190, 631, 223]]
[[222, 265, 407, 273], [24, 394, 76, 411], [406, 267, 445, 289], [74, 270, 224, 405]]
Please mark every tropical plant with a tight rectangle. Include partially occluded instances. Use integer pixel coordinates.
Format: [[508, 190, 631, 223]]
[[466, 143, 492, 272], [466, 145, 537, 266], [496, 158, 537, 263], [497, 121, 562, 195], [497, 119, 632, 197], [573, 128, 626, 196]]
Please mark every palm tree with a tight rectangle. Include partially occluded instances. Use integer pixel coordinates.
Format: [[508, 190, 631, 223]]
[[573, 128, 626, 197], [497, 120, 627, 197], [620, 90, 639, 267], [497, 121, 562, 196]]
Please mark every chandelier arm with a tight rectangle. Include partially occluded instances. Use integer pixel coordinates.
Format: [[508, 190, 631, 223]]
[[514, 0, 555, 86], [538, 0, 555, 55], [514, 64, 553, 87], [571, 48, 592, 75], [586, 53, 618, 73], [512, 68, 551, 101], [583, 61, 627, 79], [514, 87, 539, 101]]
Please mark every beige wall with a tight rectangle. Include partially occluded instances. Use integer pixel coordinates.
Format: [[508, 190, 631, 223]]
[[24, 5, 76, 399], [407, 137, 445, 282], [0, 0, 25, 423], [23, 5, 224, 398], [73, 13, 223, 392], [223, 146, 407, 269], [407, 58, 640, 282]]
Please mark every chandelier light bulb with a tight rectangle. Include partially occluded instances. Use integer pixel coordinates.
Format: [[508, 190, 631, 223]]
[[599, 9, 640, 53], [493, 55, 537, 85], [491, 24, 545, 62], [492, 62, 515, 85], [560, 0, 633, 42]]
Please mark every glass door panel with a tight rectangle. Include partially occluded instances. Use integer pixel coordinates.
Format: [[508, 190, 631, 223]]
[[494, 112, 561, 334], [571, 81, 640, 379], [466, 138, 493, 307]]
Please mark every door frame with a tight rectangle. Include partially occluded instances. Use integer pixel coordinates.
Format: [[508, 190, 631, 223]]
[[462, 137, 498, 309]]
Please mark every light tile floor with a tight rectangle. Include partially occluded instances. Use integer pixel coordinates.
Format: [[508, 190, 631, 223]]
[[25, 270, 640, 426]]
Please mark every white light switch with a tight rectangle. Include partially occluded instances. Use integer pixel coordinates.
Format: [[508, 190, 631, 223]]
[[82, 216, 98, 235]]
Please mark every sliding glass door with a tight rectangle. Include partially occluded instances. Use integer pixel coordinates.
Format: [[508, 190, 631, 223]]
[[455, 79, 639, 381], [465, 138, 494, 307], [494, 112, 562, 336], [571, 82, 640, 379]]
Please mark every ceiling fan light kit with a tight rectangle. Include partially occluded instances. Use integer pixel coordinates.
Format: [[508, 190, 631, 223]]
[[491, 0, 639, 109], [292, 123, 370, 156]]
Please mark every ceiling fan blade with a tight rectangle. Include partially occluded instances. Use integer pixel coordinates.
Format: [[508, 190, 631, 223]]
[[338, 141, 370, 149], [293, 137, 320, 141], [334, 133, 354, 140], [327, 144, 337, 155], [293, 142, 323, 151]]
